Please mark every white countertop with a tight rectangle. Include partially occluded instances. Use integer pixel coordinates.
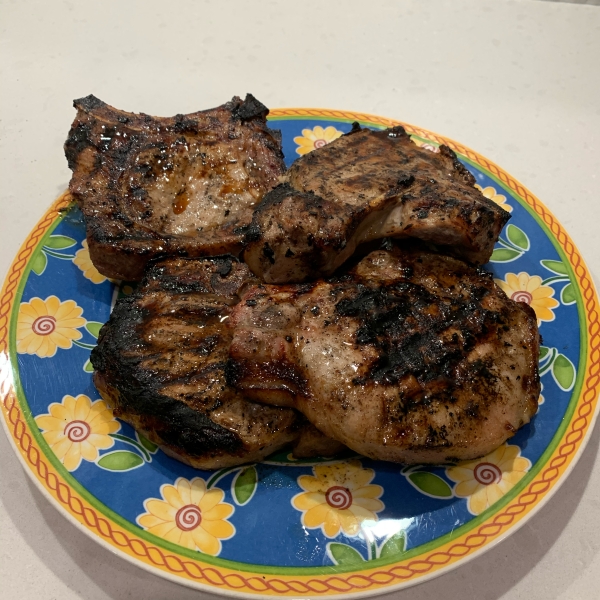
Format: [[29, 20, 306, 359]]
[[1, 1, 599, 598]]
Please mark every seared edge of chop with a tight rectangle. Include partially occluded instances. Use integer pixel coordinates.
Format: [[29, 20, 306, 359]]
[[66, 94, 286, 281], [243, 125, 510, 283], [91, 255, 316, 469], [227, 245, 540, 463]]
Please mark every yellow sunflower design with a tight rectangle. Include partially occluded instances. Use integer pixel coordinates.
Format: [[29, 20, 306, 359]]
[[291, 460, 384, 538], [446, 444, 531, 515], [294, 125, 344, 156], [35, 394, 120, 471], [17, 296, 86, 358], [495, 272, 559, 324], [73, 239, 108, 284], [475, 184, 513, 213], [138, 478, 235, 555]]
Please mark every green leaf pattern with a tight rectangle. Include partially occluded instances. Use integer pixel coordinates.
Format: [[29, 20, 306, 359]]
[[327, 528, 408, 566], [540, 259, 575, 307], [328, 543, 365, 565], [98, 450, 144, 471], [540, 259, 568, 275], [407, 471, 453, 498], [95, 432, 158, 472], [206, 465, 260, 508], [137, 432, 159, 453], [30, 251, 48, 276], [506, 224, 530, 251], [551, 353, 576, 391], [379, 530, 407, 559], [561, 283, 576, 305], [32, 235, 78, 276], [85, 321, 104, 338], [491, 225, 529, 263], [490, 248, 521, 263], [538, 345, 577, 394], [44, 235, 77, 250], [232, 466, 258, 506]]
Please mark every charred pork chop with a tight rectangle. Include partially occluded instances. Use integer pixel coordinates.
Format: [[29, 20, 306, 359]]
[[243, 125, 510, 283], [91, 256, 344, 469], [66, 94, 286, 281], [227, 244, 540, 463]]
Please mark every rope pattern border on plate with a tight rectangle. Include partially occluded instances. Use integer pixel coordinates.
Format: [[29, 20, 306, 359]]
[[1, 110, 599, 595]]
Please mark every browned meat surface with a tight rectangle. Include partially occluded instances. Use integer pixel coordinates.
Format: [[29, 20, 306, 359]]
[[227, 244, 540, 463], [91, 255, 343, 469], [65, 94, 286, 281], [243, 125, 509, 283], [292, 424, 348, 459]]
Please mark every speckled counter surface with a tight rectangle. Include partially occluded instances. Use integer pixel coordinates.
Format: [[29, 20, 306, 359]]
[[1, 1, 599, 598]]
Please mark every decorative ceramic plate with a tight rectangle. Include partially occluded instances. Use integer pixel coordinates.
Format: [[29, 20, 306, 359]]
[[1, 109, 599, 599]]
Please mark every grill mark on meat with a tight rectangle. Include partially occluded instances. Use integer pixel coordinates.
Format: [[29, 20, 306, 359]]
[[334, 280, 504, 386], [65, 94, 286, 281], [228, 244, 540, 464], [243, 126, 510, 283], [91, 256, 347, 468], [92, 299, 246, 457], [91, 258, 290, 467]]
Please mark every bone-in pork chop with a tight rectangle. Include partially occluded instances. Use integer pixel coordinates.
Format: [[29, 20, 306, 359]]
[[243, 125, 510, 283], [91, 255, 344, 469], [227, 244, 540, 463], [65, 94, 285, 281]]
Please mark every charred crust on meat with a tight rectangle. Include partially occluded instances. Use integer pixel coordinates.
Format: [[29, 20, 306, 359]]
[[232, 93, 269, 121], [345, 121, 362, 136], [90, 256, 308, 465], [238, 222, 262, 243], [251, 183, 324, 217], [224, 358, 244, 387], [244, 124, 512, 283], [173, 114, 199, 133], [438, 145, 477, 185], [64, 123, 93, 170], [65, 94, 286, 281], [262, 243, 275, 264], [214, 256, 234, 277], [74, 94, 105, 111], [228, 244, 539, 463], [333, 251, 515, 392], [386, 125, 408, 138], [90, 300, 244, 456]]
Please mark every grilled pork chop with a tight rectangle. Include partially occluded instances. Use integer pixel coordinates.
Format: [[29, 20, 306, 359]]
[[243, 125, 510, 283], [91, 255, 344, 469], [227, 244, 540, 463], [65, 94, 285, 281]]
